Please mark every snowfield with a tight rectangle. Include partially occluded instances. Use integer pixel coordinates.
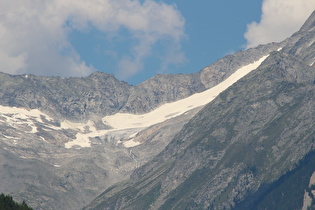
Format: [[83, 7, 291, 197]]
[[0, 54, 269, 149], [103, 55, 269, 130]]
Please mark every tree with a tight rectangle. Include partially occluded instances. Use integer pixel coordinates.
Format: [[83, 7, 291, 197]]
[[0, 193, 33, 210]]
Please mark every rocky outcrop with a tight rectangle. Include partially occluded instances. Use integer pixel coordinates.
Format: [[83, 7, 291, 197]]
[[121, 73, 205, 114], [199, 42, 284, 89], [0, 72, 133, 121], [302, 171, 315, 210]]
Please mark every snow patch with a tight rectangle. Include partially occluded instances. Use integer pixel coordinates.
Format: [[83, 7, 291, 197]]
[[123, 139, 141, 148], [0, 106, 52, 121], [0, 106, 57, 135], [64, 129, 110, 149], [0, 54, 269, 149], [60, 120, 96, 132], [39, 136, 49, 143], [62, 120, 118, 148], [103, 55, 269, 130], [128, 132, 138, 139], [65, 133, 92, 148]]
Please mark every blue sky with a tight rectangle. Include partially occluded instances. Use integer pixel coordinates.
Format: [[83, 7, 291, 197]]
[[70, 1, 262, 84], [0, 0, 314, 85]]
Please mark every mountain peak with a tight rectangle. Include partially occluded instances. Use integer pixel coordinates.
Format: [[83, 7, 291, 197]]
[[299, 10, 315, 32], [88, 71, 113, 79]]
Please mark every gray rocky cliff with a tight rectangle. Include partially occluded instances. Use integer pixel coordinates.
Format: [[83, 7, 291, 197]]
[[121, 73, 205, 114], [281, 11, 315, 66], [199, 42, 284, 89], [0, 72, 133, 121], [85, 50, 315, 210], [84, 11, 315, 210]]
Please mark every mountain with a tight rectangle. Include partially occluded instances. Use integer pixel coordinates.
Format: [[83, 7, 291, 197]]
[[0, 49, 278, 209], [83, 11, 315, 210], [1, 10, 314, 210], [0, 41, 282, 121]]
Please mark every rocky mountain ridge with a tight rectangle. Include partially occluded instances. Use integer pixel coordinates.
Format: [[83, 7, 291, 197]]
[[0, 42, 282, 121], [84, 11, 315, 210]]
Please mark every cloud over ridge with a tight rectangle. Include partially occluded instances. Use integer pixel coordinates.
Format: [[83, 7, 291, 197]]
[[0, 0, 185, 78], [245, 0, 315, 48]]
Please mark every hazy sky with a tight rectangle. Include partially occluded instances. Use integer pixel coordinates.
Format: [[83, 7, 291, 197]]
[[0, 0, 314, 84]]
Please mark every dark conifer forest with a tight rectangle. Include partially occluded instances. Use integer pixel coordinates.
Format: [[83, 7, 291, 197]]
[[0, 194, 33, 210]]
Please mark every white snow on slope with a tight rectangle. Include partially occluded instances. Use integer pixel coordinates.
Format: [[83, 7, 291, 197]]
[[0, 54, 269, 149], [0, 106, 108, 148], [64, 123, 110, 148], [103, 55, 269, 130], [0, 106, 53, 122], [0, 106, 54, 133]]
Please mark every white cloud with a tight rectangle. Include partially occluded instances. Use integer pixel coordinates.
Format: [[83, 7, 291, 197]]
[[117, 56, 144, 80], [0, 0, 185, 78], [159, 43, 187, 74], [245, 0, 315, 48]]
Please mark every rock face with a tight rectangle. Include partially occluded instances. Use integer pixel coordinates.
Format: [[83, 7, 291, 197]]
[[199, 42, 284, 89], [121, 73, 205, 114], [84, 11, 315, 210], [0, 72, 133, 121]]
